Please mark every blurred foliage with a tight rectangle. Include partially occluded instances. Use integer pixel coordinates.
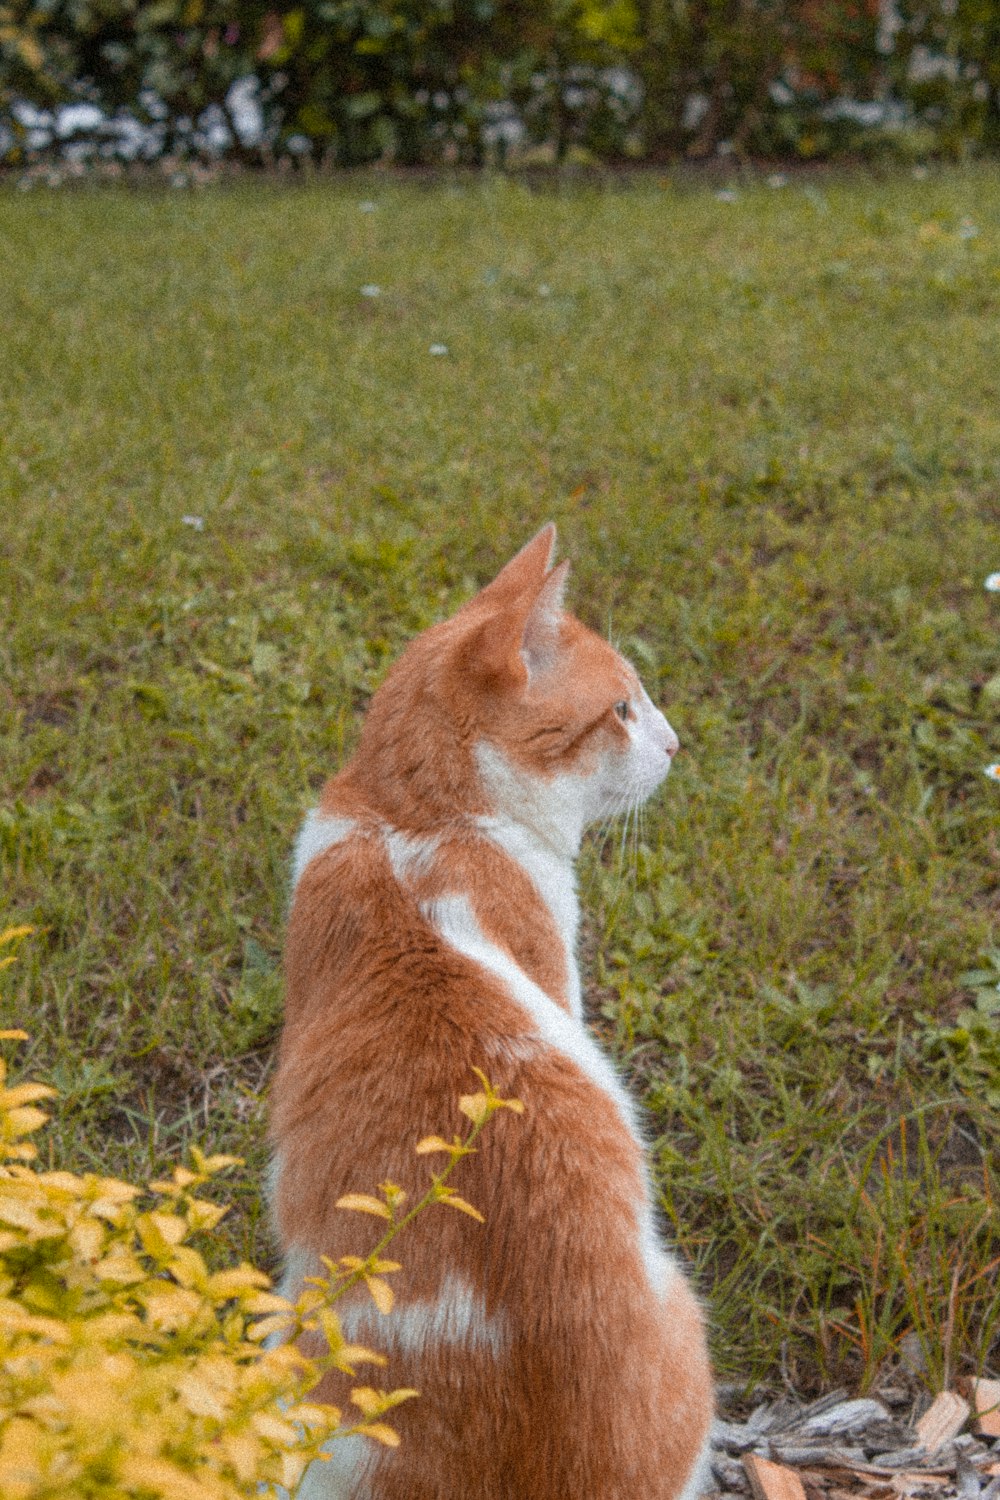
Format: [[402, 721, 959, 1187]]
[[3, 0, 1000, 165], [0, 928, 521, 1496]]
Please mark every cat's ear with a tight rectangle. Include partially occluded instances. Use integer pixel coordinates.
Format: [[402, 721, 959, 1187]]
[[472, 524, 557, 611], [456, 557, 570, 693], [521, 559, 570, 679]]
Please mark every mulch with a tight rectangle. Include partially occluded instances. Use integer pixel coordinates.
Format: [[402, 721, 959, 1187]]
[[710, 1386, 1000, 1500]]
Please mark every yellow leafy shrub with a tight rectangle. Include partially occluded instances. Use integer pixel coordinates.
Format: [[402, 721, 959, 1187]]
[[0, 928, 521, 1498]]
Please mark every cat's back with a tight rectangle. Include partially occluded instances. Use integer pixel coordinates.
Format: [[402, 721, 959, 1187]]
[[269, 526, 713, 1500]]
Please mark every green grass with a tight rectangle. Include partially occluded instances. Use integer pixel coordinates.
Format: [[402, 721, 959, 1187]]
[[2, 167, 999, 1396]]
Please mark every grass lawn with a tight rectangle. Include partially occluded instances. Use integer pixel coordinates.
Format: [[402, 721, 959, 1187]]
[[1, 166, 998, 1396]]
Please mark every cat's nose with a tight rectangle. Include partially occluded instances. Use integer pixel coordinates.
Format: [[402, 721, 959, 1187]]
[[663, 724, 679, 759]]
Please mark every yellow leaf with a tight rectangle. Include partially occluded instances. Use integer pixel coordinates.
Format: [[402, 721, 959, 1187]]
[[119, 1456, 219, 1500], [0, 927, 34, 946], [0, 1195, 62, 1236], [176, 1371, 228, 1420], [278, 1450, 311, 1491], [414, 1135, 455, 1155], [439, 1194, 484, 1222], [206, 1264, 270, 1300], [251, 1411, 299, 1445], [285, 1400, 341, 1430], [141, 1284, 203, 1330], [0, 1083, 57, 1108], [337, 1342, 386, 1370], [37, 1170, 85, 1193], [244, 1290, 292, 1314], [247, 1312, 294, 1342], [359, 1421, 401, 1447], [1, 1141, 39, 1161], [457, 1091, 490, 1125], [147, 1210, 187, 1244], [349, 1385, 384, 1418], [67, 1217, 105, 1262], [136, 1210, 187, 1258], [168, 1243, 208, 1287], [149, 1165, 198, 1194], [335, 1193, 391, 1219], [221, 1430, 262, 1483], [0, 1301, 71, 1341], [188, 1146, 242, 1174], [469, 1066, 524, 1114], [93, 1247, 146, 1284], [4, 1105, 50, 1135], [317, 1308, 386, 1368], [186, 1197, 228, 1233], [363, 1275, 394, 1315], [0, 1029, 29, 1041], [351, 1384, 418, 1426]]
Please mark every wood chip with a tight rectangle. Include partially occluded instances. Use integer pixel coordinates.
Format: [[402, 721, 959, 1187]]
[[769, 1445, 869, 1468], [955, 1456, 982, 1500], [805, 1461, 954, 1481], [915, 1391, 970, 1451], [965, 1377, 1000, 1439], [800, 1399, 893, 1438], [743, 1454, 809, 1500], [888, 1476, 950, 1495], [872, 1448, 936, 1470]]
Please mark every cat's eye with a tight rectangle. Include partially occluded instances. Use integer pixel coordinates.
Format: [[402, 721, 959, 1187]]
[[614, 700, 630, 722]]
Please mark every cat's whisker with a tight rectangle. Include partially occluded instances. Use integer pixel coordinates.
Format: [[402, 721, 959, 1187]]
[[614, 804, 628, 872], [587, 814, 617, 871]]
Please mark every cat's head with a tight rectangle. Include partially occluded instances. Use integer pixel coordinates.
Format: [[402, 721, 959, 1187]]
[[352, 524, 678, 855]]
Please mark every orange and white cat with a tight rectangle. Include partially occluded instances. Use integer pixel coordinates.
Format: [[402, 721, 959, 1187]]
[[271, 524, 713, 1499]]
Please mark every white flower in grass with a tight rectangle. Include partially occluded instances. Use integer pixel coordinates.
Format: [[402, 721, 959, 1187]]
[[715, 188, 738, 203], [984, 572, 1000, 592], [181, 515, 204, 531], [767, 174, 788, 189], [360, 284, 381, 298], [359, 201, 377, 212], [429, 343, 449, 356], [538, 284, 552, 297], [985, 764, 1000, 781]]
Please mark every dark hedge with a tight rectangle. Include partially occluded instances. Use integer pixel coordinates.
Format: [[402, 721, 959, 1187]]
[[2, 1, 999, 168]]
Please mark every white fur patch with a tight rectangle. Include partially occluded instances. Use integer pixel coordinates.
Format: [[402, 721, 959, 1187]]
[[273, 1242, 318, 1307], [292, 810, 357, 888], [293, 1432, 375, 1500], [383, 827, 439, 884], [623, 683, 679, 804], [423, 892, 676, 1301], [261, 1242, 319, 1355], [476, 811, 582, 1016], [676, 1433, 713, 1500], [475, 740, 594, 859], [339, 1271, 507, 1360], [281, 1274, 506, 1498]]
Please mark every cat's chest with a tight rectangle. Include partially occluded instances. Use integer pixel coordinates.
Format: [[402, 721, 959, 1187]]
[[476, 816, 583, 1016]]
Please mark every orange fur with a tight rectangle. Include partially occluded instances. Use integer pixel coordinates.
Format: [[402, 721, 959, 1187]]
[[272, 525, 713, 1499]]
